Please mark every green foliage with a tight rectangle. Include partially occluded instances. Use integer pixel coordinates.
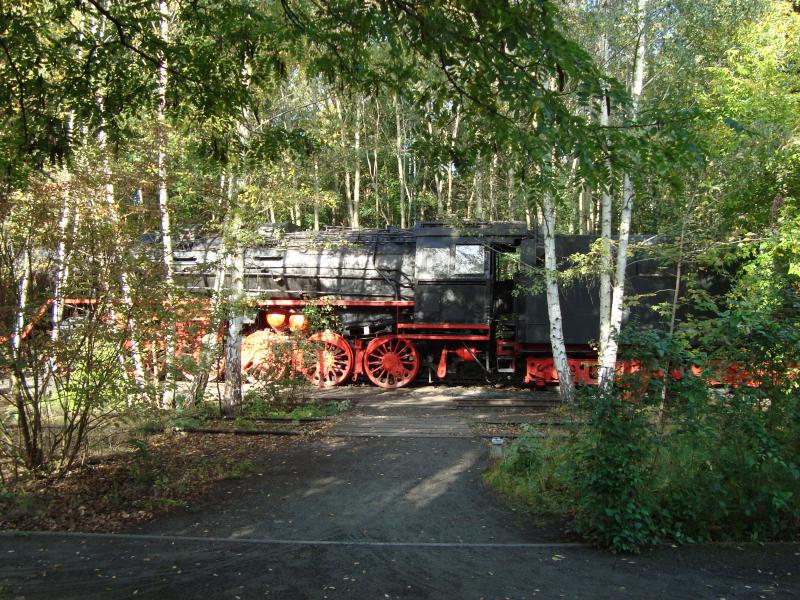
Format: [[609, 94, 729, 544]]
[[228, 459, 259, 479], [484, 426, 573, 514], [301, 300, 343, 333], [170, 416, 202, 430], [242, 387, 348, 419], [569, 387, 661, 553], [489, 230, 800, 552]]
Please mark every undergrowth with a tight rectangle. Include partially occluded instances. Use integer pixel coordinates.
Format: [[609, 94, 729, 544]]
[[487, 230, 800, 552]]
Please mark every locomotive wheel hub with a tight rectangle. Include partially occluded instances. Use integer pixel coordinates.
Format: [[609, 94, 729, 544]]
[[380, 351, 403, 375], [319, 349, 336, 372]]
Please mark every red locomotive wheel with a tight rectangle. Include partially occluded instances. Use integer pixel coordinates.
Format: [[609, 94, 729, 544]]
[[363, 335, 420, 389], [243, 330, 289, 383], [303, 332, 353, 387]]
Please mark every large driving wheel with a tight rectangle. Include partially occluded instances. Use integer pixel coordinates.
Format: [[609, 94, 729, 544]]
[[363, 335, 420, 389], [242, 330, 289, 383], [303, 332, 353, 387]]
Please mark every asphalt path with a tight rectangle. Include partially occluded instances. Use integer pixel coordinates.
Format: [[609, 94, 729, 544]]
[[1, 401, 799, 599]]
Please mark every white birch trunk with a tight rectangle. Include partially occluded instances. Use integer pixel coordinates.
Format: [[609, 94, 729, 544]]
[[221, 51, 255, 411], [353, 96, 361, 228], [313, 158, 320, 231], [427, 120, 444, 217], [312, 83, 321, 231], [334, 95, 354, 226], [507, 166, 514, 220], [11, 248, 31, 358], [475, 152, 483, 220], [51, 114, 74, 344], [51, 190, 71, 342], [489, 152, 498, 221], [598, 0, 648, 390], [222, 212, 245, 414], [373, 97, 381, 223], [466, 172, 476, 220], [157, 0, 175, 404], [51, 15, 83, 345], [393, 94, 406, 228], [190, 173, 228, 403], [542, 192, 574, 401], [597, 5, 614, 374], [579, 184, 591, 235], [446, 108, 460, 216]]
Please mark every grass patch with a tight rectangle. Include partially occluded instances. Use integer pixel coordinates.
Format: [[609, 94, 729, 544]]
[[242, 390, 351, 419], [484, 425, 574, 515], [228, 459, 259, 479]]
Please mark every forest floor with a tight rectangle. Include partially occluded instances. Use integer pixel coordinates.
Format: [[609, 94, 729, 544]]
[[1, 384, 799, 599]]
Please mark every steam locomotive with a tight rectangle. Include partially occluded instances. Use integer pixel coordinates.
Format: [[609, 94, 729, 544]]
[[172, 222, 676, 389]]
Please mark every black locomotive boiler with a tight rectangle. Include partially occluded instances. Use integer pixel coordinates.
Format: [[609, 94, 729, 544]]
[[172, 222, 675, 388]]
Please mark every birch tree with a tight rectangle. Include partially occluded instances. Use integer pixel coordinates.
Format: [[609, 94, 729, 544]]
[[91, 9, 147, 391], [352, 95, 361, 228], [541, 187, 575, 400], [222, 211, 245, 415], [598, 0, 649, 389], [156, 0, 176, 403], [394, 93, 406, 228]]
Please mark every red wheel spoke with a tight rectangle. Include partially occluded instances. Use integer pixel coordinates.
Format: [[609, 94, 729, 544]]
[[363, 335, 419, 389], [301, 333, 353, 387]]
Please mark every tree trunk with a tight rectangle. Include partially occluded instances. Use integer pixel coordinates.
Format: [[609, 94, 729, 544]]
[[313, 158, 320, 231], [11, 247, 31, 358], [334, 94, 354, 226], [157, 0, 176, 406], [541, 192, 574, 401], [222, 211, 244, 415], [507, 166, 515, 220], [353, 96, 361, 228], [190, 172, 229, 403], [489, 152, 498, 221], [362, 95, 381, 225], [567, 157, 580, 234], [466, 171, 477, 220], [446, 107, 460, 216], [393, 93, 406, 228], [51, 117, 73, 343], [579, 184, 591, 234], [597, 9, 614, 379], [598, 0, 648, 390], [312, 82, 321, 231], [404, 154, 416, 225], [10, 244, 43, 470], [475, 152, 483, 220], [658, 202, 690, 423]]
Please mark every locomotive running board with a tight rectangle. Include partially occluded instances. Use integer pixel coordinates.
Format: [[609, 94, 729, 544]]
[[396, 322, 491, 342], [257, 299, 415, 308]]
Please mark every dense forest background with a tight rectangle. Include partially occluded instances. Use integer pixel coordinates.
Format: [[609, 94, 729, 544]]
[[1, 0, 799, 548], [3, 1, 797, 237]]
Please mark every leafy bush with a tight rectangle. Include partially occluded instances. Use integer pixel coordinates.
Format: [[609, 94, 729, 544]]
[[569, 387, 661, 553], [488, 221, 800, 552]]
